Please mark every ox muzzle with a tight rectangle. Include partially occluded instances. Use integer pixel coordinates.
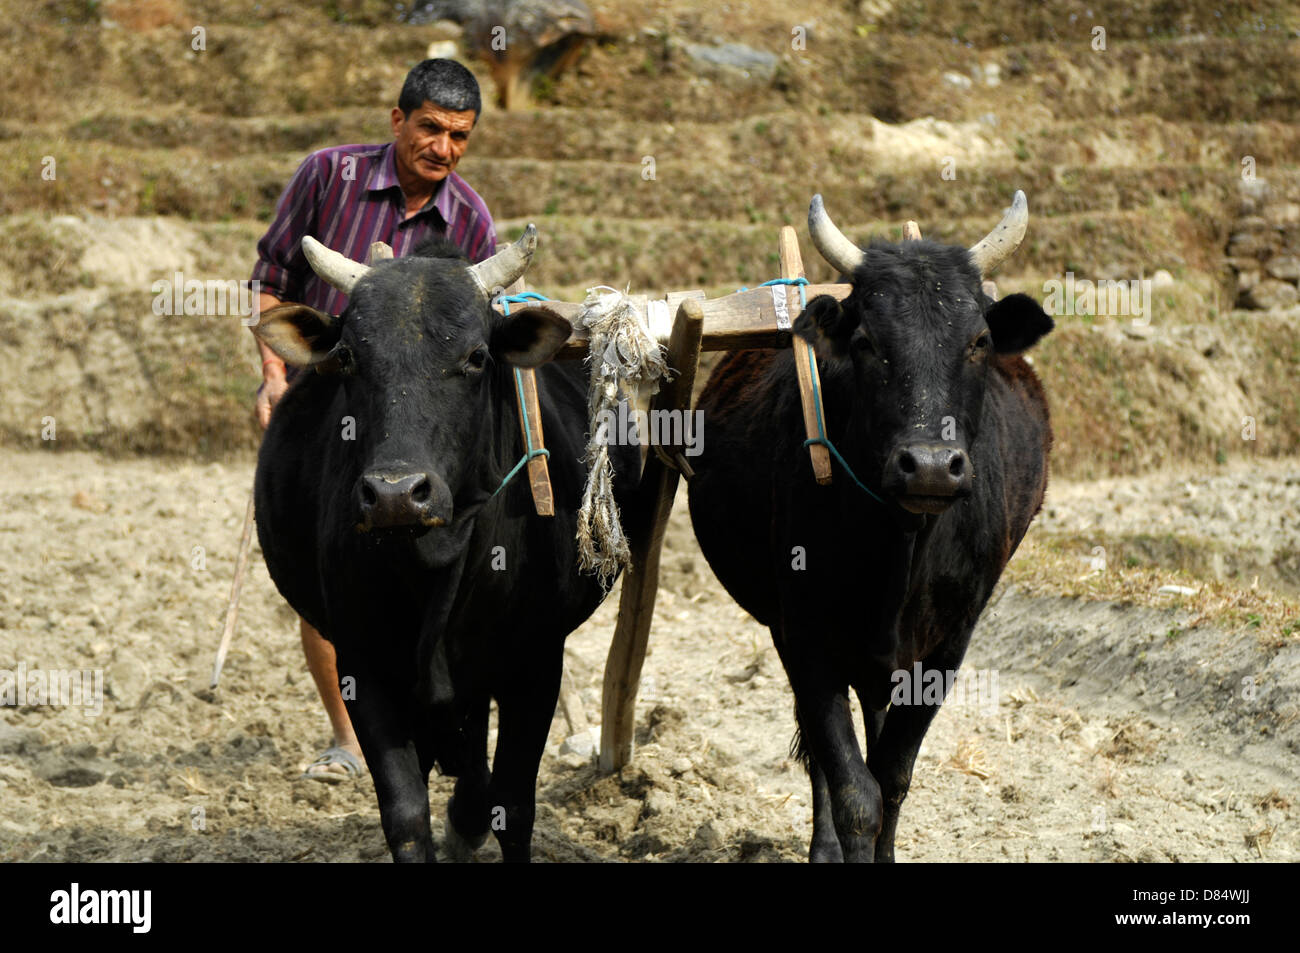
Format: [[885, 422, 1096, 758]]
[[355, 466, 452, 533], [883, 442, 973, 515]]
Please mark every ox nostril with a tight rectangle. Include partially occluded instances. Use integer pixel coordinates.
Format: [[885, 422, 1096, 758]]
[[898, 451, 917, 475], [949, 454, 965, 477], [361, 482, 378, 508], [410, 476, 431, 504]]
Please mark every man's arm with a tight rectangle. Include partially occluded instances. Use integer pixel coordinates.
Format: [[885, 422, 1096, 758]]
[[250, 152, 324, 429], [253, 290, 285, 430]]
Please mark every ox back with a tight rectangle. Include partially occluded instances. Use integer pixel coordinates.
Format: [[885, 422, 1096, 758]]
[[253, 239, 638, 862], [688, 224, 1053, 862]]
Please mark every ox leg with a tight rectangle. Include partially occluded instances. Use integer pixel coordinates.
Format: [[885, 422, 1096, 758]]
[[487, 648, 563, 863], [866, 630, 975, 863], [862, 705, 887, 753], [792, 679, 882, 863], [342, 661, 435, 863], [807, 757, 844, 863], [443, 693, 492, 862]]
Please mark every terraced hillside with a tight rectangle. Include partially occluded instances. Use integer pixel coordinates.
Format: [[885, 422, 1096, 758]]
[[3, 0, 1298, 477]]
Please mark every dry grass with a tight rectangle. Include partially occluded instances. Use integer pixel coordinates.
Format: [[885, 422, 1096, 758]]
[[1036, 317, 1300, 482], [946, 737, 991, 781], [1095, 760, 1122, 799], [1005, 534, 1300, 648], [1257, 789, 1293, 812], [1100, 717, 1159, 764]]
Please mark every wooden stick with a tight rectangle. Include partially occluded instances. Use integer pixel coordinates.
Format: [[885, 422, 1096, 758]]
[[781, 226, 833, 485], [210, 490, 256, 688], [499, 261, 555, 517], [513, 364, 554, 516], [599, 297, 705, 772]]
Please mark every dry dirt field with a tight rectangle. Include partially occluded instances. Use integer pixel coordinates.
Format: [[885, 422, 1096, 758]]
[[1, 448, 1296, 862]]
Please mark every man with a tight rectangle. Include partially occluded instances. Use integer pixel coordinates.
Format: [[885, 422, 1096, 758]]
[[250, 59, 497, 781]]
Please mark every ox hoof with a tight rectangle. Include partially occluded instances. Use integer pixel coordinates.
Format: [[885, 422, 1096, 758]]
[[441, 797, 489, 862], [441, 823, 489, 863]]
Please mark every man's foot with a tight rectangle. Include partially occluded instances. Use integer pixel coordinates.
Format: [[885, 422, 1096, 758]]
[[301, 744, 366, 783]]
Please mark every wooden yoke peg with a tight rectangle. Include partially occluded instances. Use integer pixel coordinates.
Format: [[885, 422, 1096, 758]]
[[501, 263, 555, 517], [782, 226, 833, 485]]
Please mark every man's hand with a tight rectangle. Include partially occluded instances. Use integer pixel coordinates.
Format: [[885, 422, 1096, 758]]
[[256, 364, 288, 430], [253, 290, 287, 430]]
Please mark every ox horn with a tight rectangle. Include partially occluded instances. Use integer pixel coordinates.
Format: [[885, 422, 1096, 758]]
[[468, 224, 538, 297], [301, 236, 370, 295], [808, 194, 866, 275], [968, 190, 1028, 276]]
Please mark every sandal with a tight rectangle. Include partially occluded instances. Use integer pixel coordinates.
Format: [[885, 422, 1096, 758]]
[[301, 745, 365, 783]]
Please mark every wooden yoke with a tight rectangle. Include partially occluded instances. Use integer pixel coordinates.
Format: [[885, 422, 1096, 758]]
[[783, 227, 833, 485]]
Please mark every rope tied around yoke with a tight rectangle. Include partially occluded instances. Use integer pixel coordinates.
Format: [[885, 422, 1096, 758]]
[[576, 286, 673, 588]]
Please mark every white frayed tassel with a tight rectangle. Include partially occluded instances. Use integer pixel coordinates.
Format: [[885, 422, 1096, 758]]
[[575, 286, 673, 586]]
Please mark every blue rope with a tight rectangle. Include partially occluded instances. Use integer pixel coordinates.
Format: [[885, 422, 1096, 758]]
[[491, 292, 554, 499], [498, 291, 550, 307], [800, 338, 886, 504], [755, 278, 885, 505], [758, 276, 809, 304]]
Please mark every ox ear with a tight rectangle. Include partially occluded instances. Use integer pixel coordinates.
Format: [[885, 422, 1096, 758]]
[[794, 294, 853, 358], [491, 305, 573, 367], [986, 293, 1054, 355], [253, 303, 342, 367]]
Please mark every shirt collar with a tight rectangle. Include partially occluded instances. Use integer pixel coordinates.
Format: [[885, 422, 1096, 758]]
[[366, 142, 400, 193], [367, 142, 458, 223]]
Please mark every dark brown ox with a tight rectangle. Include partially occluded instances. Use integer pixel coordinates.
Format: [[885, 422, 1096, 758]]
[[687, 191, 1053, 861]]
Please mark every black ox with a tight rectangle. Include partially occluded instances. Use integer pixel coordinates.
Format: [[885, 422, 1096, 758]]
[[252, 230, 637, 862], [687, 192, 1054, 862]]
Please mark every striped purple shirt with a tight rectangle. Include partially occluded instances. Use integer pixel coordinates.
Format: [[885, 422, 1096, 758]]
[[251, 142, 497, 317]]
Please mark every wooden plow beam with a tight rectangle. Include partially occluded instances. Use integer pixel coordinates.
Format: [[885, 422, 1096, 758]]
[[488, 226, 866, 770]]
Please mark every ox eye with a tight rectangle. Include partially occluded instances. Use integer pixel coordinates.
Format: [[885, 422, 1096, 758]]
[[970, 332, 991, 356], [852, 331, 877, 356], [464, 347, 489, 373], [321, 343, 355, 376]]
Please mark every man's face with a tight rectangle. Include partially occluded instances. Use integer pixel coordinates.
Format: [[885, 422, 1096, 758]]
[[391, 101, 476, 186]]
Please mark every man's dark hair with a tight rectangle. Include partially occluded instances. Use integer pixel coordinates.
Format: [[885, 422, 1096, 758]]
[[398, 59, 482, 122]]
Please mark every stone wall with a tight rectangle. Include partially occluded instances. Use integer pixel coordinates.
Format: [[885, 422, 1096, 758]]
[[1227, 179, 1300, 310]]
